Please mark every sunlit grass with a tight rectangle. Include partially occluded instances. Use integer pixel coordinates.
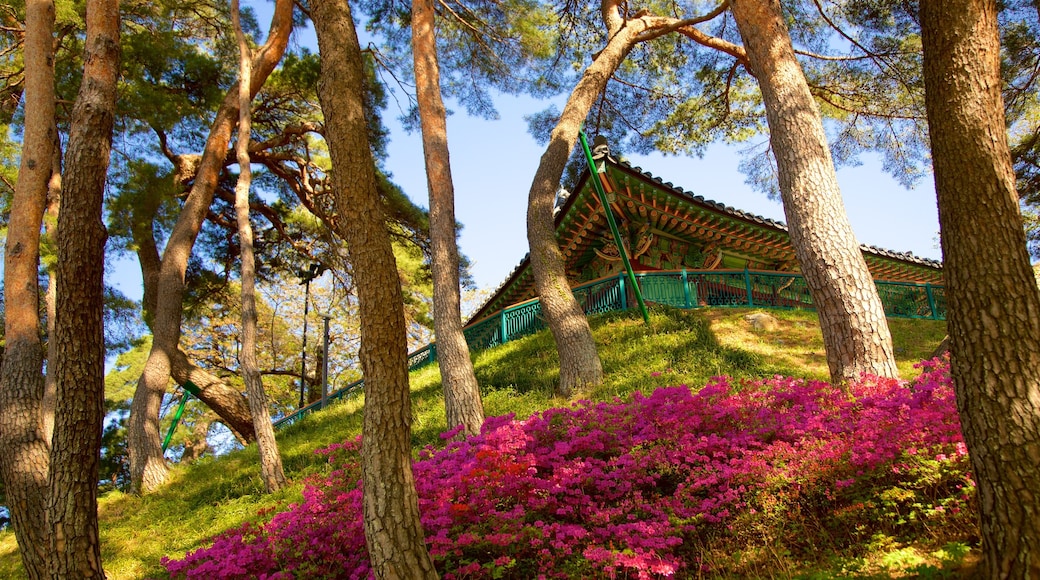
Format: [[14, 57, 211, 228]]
[[0, 532, 18, 579], [704, 308, 946, 381], [0, 306, 948, 579]]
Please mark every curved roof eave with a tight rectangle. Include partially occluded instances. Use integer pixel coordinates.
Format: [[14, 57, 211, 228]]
[[466, 151, 943, 325]]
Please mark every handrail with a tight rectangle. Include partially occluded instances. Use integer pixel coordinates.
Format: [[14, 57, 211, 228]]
[[273, 269, 945, 429]]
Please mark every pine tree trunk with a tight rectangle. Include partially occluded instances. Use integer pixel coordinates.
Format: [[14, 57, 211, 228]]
[[43, 139, 61, 445], [232, 0, 286, 493], [169, 350, 254, 443], [311, 0, 439, 576], [0, 0, 55, 575], [729, 0, 899, 383], [412, 0, 484, 437], [46, 0, 119, 574], [921, 1, 1040, 575], [525, 8, 644, 396], [179, 415, 213, 463], [128, 349, 173, 492], [127, 0, 293, 493], [130, 198, 257, 445], [129, 182, 163, 329]]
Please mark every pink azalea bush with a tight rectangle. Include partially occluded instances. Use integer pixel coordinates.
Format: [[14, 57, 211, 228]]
[[162, 357, 974, 579]]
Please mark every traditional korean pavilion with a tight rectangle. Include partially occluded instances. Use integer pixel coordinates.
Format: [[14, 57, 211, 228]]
[[461, 140, 944, 349]]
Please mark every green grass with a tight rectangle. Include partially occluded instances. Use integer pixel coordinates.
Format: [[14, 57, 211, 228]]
[[0, 306, 950, 579]]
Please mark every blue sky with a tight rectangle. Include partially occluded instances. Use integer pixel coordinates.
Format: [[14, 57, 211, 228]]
[[107, 88, 943, 302]]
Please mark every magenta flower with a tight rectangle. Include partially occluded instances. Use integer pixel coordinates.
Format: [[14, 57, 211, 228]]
[[163, 357, 968, 579]]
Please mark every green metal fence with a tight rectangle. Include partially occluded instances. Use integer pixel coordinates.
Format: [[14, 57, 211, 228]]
[[441, 269, 944, 372], [273, 269, 945, 428]]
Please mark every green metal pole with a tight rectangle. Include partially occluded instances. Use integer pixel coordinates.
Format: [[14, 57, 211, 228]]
[[618, 273, 627, 310], [925, 284, 938, 320], [681, 268, 691, 309], [181, 380, 202, 397], [161, 391, 192, 452], [579, 130, 650, 325], [744, 267, 755, 307]]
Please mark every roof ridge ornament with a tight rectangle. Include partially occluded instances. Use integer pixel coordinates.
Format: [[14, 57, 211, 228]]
[[592, 135, 610, 160]]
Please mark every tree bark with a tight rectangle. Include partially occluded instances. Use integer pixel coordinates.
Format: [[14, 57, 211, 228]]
[[127, 0, 292, 493], [130, 182, 256, 444], [232, 0, 286, 493], [524, 1, 733, 397], [170, 349, 254, 443], [412, 0, 485, 437], [921, 1, 1040, 575], [47, 0, 119, 574], [0, 0, 55, 575], [525, 1, 645, 397], [179, 414, 213, 463], [729, 0, 900, 383], [311, 0, 439, 577]]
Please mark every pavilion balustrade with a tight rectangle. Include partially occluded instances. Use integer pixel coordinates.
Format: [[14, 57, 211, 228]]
[[273, 269, 945, 428]]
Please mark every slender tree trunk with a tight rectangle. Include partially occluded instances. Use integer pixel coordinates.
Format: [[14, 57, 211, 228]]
[[524, 1, 729, 397], [179, 414, 213, 463], [47, 0, 119, 574], [311, 1, 439, 576], [130, 183, 163, 329], [0, 0, 55, 575], [412, 0, 484, 437], [921, 1, 1040, 575], [127, 0, 292, 493], [43, 134, 62, 445], [232, 0, 286, 493], [729, 0, 899, 383]]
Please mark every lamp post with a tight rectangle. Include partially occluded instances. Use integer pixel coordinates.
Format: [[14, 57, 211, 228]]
[[318, 312, 332, 410], [298, 263, 326, 409]]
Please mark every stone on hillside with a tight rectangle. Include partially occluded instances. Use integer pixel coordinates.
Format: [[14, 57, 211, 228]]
[[745, 312, 779, 332]]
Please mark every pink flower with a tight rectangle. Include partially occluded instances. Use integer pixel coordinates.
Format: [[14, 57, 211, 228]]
[[164, 357, 967, 580]]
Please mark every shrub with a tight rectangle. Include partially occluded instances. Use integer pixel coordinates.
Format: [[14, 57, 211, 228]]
[[163, 357, 971, 579]]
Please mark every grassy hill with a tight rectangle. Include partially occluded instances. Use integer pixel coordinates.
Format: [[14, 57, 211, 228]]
[[0, 306, 962, 579]]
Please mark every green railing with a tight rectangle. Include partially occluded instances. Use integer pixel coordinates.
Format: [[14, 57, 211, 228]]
[[272, 377, 360, 429], [273, 269, 944, 428]]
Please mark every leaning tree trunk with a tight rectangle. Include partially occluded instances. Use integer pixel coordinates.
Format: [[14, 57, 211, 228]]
[[525, 4, 646, 397], [921, 1, 1040, 575], [0, 0, 55, 575], [127, 0, 292, 493], [311, 0, 439, 576], [232, 0, 286, 493], [169, 351, 255, 443], [525, 0, 734, 397], [729, 0, 899, 384], [47, 0, 119, 574], [130, 183, 257, 444], [412, 0, 484, 437]]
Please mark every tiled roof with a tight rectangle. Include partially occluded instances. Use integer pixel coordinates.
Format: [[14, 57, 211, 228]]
[[614, 156, 943, 270], [466, 153, 942, 324]]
